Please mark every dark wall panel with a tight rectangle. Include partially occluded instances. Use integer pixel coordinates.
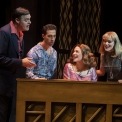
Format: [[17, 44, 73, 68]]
[[101, 1, 122, 41]]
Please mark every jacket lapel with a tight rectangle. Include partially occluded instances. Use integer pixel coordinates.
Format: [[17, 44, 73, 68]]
[[11, 34, 19, 56]]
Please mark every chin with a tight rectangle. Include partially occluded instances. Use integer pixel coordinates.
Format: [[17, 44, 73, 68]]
[[73, 60, 77, 62], [26, 28, 29, 31], [49, 44, 54, 46], [24, 27, 30, 31], [105, 48, 113, 52]]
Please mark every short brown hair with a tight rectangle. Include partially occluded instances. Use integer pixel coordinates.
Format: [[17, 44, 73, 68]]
[[42, 24, 57, 35]]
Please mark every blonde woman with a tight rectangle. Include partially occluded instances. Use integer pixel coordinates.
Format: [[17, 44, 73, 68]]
[[63, 44, 97, 81], [97, 31, 122, 81]]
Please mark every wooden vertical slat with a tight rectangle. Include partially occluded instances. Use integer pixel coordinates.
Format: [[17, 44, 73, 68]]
[[106, 104, 112, 122], [45, 102, 51, 122], [76, 103, 82, 122], [16, 101, 25, 122]]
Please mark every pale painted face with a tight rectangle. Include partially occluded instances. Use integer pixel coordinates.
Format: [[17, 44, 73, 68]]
[[103, 38, 115, 52], [72, 46, 82, 62], [16, 14, 31, 31], [42, 30, 56, 47]]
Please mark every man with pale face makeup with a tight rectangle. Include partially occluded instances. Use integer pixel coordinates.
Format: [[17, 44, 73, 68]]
[[0, 7, 36, 122], [97, 31, 122, 81], [26, 24, 57, 80]]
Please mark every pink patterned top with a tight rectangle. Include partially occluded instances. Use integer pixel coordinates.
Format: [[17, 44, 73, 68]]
[[63, 63, 97, 82]]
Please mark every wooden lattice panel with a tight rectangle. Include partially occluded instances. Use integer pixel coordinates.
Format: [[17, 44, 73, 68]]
[[57, 0, 101, 78], [77, 0, 101, 52]]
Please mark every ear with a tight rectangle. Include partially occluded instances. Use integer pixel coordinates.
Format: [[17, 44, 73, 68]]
[[42, 34, 45, 38], [15, 18, 20, 24]]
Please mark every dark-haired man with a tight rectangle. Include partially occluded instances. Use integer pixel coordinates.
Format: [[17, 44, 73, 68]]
[[26, 24, 57, 79], [0, 7, 36, 122]]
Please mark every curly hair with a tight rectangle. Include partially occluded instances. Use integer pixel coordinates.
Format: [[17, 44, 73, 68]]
[[68, 44, 97, 67]]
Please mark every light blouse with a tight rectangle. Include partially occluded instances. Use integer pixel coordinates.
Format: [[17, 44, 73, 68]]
[[63, 63, 97, 82]]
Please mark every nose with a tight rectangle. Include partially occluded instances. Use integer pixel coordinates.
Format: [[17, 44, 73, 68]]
[[28, 20, 31, 24], [73, 51, 76, 55], [51, 36, 56, 41], [52, 36, 56, 39], [103, 41, 109, 45], [105, 42, 109, 45]]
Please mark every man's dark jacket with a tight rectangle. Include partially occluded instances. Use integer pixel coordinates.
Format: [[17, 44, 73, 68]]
[[0, 23, 24, 96]]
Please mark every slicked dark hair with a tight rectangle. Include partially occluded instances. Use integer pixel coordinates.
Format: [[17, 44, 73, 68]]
[[42, 24, 57, 35], [11, 7, 30, 22]]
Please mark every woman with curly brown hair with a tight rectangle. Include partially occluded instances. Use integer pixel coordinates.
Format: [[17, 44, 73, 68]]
[[63, 44, 97, 81]]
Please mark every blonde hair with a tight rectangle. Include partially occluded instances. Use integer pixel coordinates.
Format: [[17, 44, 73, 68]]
[[68, 44, 97, 67], [99, 31, 122, 56]]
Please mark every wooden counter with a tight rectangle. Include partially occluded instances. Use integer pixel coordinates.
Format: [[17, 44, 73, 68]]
[[16, 79, 122, 122]]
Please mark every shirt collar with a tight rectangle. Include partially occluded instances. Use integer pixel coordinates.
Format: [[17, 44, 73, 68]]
[[10, 21, 23, 39]]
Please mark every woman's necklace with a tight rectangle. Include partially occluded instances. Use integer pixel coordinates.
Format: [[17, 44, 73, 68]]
[[106, 54, 122, 81], [109, 67, 113, 79], [72, 64, 89, 77], [107, 57, 115, 80]]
